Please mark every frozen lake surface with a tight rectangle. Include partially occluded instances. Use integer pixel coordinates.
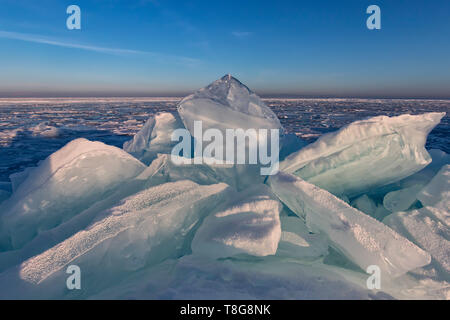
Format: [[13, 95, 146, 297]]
[[0, 97, 448, 182]]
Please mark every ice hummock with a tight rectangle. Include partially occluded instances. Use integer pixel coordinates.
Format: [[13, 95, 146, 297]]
[[177, 75, 283, 173], [0, 75, 448, 299], [13, 181, 231, 297], [178, 74, 283, 136], [280, 112, 445, 197], [267, 172, 431, 278], [384, 165, 450, 276], [359, 148, 450, 217], [0, 138, 146, 250]]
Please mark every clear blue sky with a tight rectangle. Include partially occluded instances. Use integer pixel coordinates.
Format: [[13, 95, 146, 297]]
[[0, 0, 449, 98]]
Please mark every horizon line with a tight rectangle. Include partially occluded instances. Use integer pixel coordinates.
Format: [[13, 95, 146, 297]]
[[0, 95, 449, 101]]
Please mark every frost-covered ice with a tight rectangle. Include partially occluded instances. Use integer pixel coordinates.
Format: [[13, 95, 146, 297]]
[[192, 185, 281, 258], [0, 138, 146, 250], [0, 76, 449, 299], [12, 180, 230, 297], [384, 165, 450, 276], [280, 112, 444, 197], [268, 172, 431, 278]]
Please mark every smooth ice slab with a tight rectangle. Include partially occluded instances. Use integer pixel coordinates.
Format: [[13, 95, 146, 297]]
[[18, 180, 231, 289], [417, 164, 450, 208], [276, 216, 328, 260], [0, 138, 146, 250], [351, 195, 377, 216], [400, 149, 450, 191], [383, 184, 423, 212], [123, 112, 184, 165], [267, 172, 431, 278], [191, 185, 281, 258], [280, 112, 445, 197], [376, 149, 450, 213], [178, 75, 283, 135]]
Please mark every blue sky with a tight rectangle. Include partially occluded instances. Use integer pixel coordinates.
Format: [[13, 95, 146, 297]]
[[0, 0, 449, 98]]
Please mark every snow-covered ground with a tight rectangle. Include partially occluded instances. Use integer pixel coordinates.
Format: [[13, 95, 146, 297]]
[[0, 76, 448, 299]]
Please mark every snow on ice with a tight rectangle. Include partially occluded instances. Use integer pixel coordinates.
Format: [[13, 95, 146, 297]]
[[0, 75, 448, 299], [0, 138, 146, 250], [280, 112, 444, 197]]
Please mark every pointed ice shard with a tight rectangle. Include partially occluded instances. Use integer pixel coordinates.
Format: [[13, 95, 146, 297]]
[[177, 75, 283, 177], [179, 74, 282, 130], [177, 74, 283, 138]]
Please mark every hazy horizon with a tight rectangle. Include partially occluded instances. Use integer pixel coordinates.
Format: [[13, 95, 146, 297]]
[[0, 90, 449, 100]]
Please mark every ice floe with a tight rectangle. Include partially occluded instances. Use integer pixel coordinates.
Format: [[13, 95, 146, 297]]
[[280, 112, 444, 197]]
